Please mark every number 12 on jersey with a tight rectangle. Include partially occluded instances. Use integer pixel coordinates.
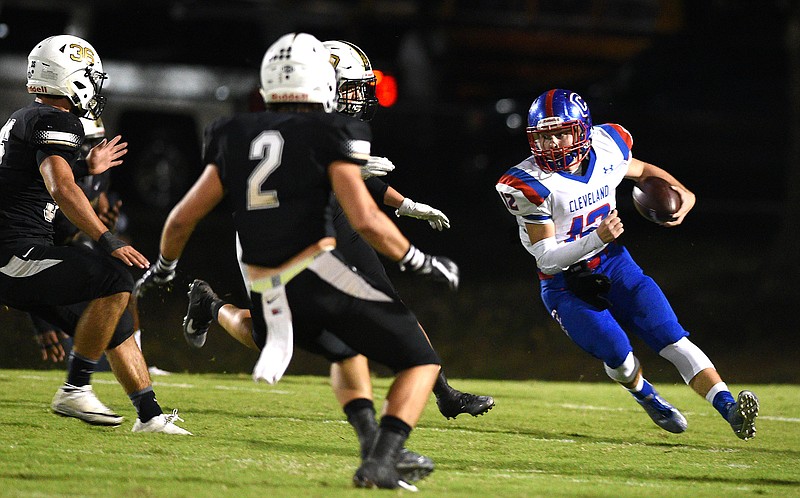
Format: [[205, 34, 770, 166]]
[[564, 203, 610, 242]]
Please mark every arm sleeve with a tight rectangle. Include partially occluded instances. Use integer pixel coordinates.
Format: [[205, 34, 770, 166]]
[[364, 177, 389, 205], [528, 231, 606, 275]]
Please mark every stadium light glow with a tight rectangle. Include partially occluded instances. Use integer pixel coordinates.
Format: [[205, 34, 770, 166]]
[[374, 70, 397, 107]]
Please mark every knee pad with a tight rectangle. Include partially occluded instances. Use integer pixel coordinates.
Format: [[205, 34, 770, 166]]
[[658, 337, 714, 384], [604, 352, 640, 384]]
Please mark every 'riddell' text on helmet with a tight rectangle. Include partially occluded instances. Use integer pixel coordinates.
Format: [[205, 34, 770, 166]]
[[259, 33, 336, 113], [27, 35, 108, 119], [527, 89, 592, 173], [323, 40, 378, 121]]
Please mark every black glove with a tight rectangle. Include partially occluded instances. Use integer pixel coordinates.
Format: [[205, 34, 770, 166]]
[[563, 261, 612, 311], [135, 255, 177, 297], [399, 245, 460, 291]]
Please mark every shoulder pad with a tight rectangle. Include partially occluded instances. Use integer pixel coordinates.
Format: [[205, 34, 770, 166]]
[[32, 108, 83, 150]]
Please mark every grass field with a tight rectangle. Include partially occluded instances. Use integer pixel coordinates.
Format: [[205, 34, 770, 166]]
[[0, 370, 798, 497]]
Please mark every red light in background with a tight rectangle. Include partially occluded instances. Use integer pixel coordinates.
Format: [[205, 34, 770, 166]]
[[374, 70, 397, 107]]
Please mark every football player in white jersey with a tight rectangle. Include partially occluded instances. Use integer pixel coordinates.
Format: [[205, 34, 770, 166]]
[[496, 88, 758, 440]]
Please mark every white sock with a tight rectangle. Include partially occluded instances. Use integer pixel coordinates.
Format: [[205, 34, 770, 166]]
[[705, 381, 729, 404]]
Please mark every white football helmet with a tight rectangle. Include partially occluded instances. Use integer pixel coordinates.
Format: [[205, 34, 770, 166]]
[[78, 118, 106, 157], [81, 117, 105, 140], [259, 33, 336, 113], [26, 35, 108, 119], [323, 40, 378, 121]]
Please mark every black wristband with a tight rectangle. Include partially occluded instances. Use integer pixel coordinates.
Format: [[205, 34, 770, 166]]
[[97, 230, 128, 254]]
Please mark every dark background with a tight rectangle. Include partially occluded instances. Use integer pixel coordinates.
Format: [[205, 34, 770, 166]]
[[1, 1, 798, 383]]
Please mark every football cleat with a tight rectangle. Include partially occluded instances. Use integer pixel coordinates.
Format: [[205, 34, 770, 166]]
[[636, 393, 687, 434], [353, 459, 418, 491], [51, 383, 123, 426], [182, 279, 217, 348], [436, 390, 495, 420], [396, 449, 434, 483], [727, 390, 759, 440], [132, 409, 192, 435]]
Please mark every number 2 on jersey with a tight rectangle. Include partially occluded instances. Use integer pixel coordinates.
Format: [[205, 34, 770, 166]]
[[247, 131, 284, 210]]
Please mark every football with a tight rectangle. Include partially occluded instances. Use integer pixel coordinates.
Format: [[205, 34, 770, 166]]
[[631, 176, 681, 224]]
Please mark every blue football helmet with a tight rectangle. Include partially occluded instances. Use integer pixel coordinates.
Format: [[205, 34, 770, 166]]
[[527, 89, 592, 173]]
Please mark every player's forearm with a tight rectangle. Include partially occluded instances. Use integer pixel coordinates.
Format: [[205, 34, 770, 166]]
[[159, 212, 198, 262], [382, 186, 405, 209], [529, 231, 605, 275], [350, 209, 411, 261], [50, 184, 109, 241]]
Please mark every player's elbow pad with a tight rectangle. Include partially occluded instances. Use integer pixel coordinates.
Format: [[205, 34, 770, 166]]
[[530, 231, 605, 275]]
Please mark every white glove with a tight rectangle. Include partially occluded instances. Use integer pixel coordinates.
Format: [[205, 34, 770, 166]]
[[395, 197, 451, 231], [361, 156, 395, 179]]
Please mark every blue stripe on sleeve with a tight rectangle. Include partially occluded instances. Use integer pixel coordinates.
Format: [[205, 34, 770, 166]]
[[523, 214, 551, 221], [507, 168, 551, 200]]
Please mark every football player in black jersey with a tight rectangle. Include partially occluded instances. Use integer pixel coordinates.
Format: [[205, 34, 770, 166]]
[[139, 32, 458, 490], [0, 35, 188, 434], [31, 117, 122, 364], [323, 39, 495, 422], [30, 118, 162, 375]]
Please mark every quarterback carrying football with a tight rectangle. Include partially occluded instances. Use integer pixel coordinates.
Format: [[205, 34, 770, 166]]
[[496, 88, 758, 440]]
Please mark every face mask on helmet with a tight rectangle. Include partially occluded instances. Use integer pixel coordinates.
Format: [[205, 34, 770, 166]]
[[27, 35, 108, 119], [259, 33, 337, 113], [324, 40, 378, 121], [527, 89, 592, 173]]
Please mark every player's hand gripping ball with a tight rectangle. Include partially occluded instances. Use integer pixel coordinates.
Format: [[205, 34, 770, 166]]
[[632, 176, 681, 224]]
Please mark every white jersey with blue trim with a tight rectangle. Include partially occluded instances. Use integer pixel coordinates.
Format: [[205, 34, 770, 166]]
[[496, 123, 633, 261]]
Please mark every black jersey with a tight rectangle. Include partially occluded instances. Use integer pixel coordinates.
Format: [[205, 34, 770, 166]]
[[204, 111, 371, 267], [0, 102, 83, 248]]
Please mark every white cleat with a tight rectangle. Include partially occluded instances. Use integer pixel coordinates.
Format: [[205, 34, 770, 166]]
[[132, 409, 192, 435], [51, 383, 123, 426]]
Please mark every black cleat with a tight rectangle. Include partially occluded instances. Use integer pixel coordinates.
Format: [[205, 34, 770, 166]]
[[436, 390, 495, 420], [182, 279, 217, 348], [727, 390, 759, 441], [354, 459, 418, 491], [396, 448, 434, 483]]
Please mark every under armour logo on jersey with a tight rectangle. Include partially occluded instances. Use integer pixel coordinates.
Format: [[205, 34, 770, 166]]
[[603, 164, 615, 174]]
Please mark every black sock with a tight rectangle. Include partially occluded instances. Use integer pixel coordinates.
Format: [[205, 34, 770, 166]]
[[344, 398, 378, 459], [66, 352, 97, 387], [432, 369, 453, 398], [369, 416, 411, 463], [210, 298, 226, 321], [129, 387, 162, 423]]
